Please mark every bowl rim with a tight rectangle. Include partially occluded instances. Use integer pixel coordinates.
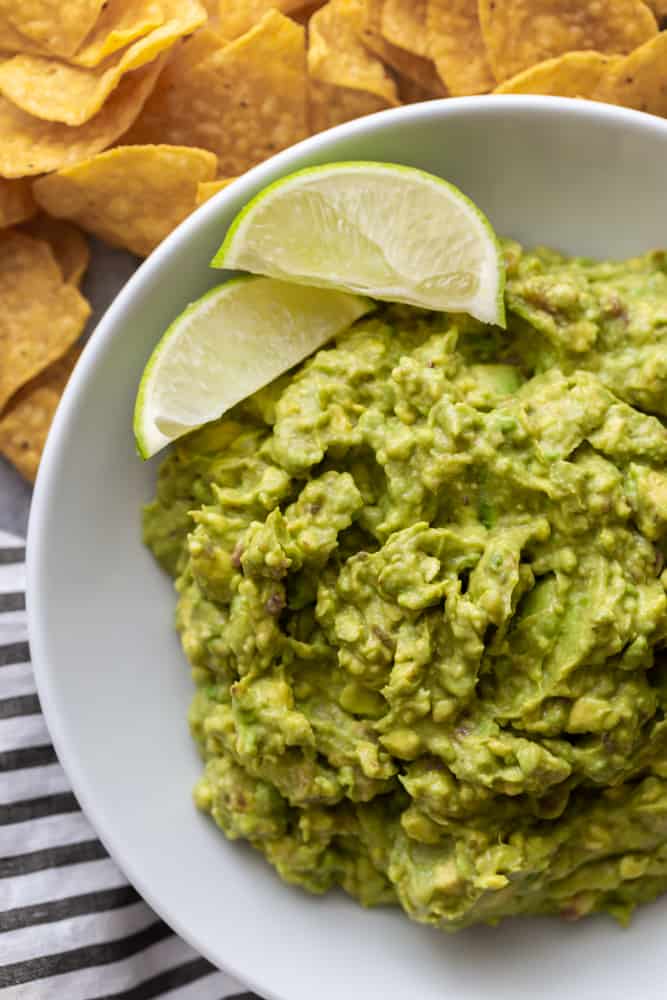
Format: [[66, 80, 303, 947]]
[[26, 94, 667, 997]]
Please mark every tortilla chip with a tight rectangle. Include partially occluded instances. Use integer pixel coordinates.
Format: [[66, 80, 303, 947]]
[[34, 145, 218, 258], [291, 2, 328, 23], [0, 16, 44, 54], [73, 0, 166, 68], [308, 78, 392, 132], [0, 179, 36, 228], [426, 0, 494, 96], [218, 0, 308, 39], [196, 178, 236, 205], [395, 73, 440, 103], [20, 215, 90, 286], [309, 0, 398, 104], [122, 13, 308, 176], [0, 0, 106, 58], [0, 0, 206, 126], [0, 56, 165, 178], [381, 0, 429, 58], [0, 231, 90, 413], [478, 0, 658, 83], [0, 346, 81, 482], [644, 0, 667, 17], [495, 50, 621, 96], [594, 31, 667, 116], [307, 0, 398, 131], [361, 0, 446, 96]]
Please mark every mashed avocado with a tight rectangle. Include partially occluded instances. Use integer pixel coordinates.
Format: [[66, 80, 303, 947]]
[[144, 241, 667, 930]]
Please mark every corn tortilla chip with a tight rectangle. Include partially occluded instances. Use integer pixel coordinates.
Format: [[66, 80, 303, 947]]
[[122, 13, 308, 177], [0, 346, 81, 482], [308, 78, 392, 132], [309, 0, 398, 104], [0, 10, 86, 57], [0, 231, 90, 413], [34, 145, 218, 258], [479, 0, 658, 82], [0, 0, 106, 59], [72, 0, 166, 68], [292, 3, 328, 23], [0, 16, 46, 54], [594, 31, 667, 116], [426, 0, 493, 96], [0, 0, 206, 126], [495, 50, 621, 96], [218, 0, 308, 39], [361, 0, 446, 95], [139, 23, 223, 67], [205, 0, 231, 30], [0, 57, 164, 178], [0, 178, 36, 228], [20, 215, 90, 286], [381, 0, 429, 58], [196, 178, 236, 205], [395, 73, 440, 103]]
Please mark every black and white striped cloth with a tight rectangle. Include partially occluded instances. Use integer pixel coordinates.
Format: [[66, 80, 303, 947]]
[[0, 530, 261, 1000]]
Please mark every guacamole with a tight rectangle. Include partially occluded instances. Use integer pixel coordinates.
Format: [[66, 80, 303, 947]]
[[144, 241, 667, 930]]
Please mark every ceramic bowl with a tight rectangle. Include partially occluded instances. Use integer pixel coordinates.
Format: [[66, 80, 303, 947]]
[[28, 96, 667, 1000]]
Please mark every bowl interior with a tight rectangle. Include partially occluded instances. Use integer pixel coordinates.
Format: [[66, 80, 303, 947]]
[[28, 98, 667, 1000]]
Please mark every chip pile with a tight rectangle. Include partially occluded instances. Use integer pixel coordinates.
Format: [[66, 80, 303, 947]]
[[0, 0, 666, 482]]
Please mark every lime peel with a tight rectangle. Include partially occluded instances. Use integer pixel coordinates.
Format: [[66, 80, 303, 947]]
[[134, 275, 374, 459], [213, 161, 505, 327]]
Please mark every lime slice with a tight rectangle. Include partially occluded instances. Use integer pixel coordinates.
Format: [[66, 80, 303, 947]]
[[213, 162, 505, 326], [134, 276, 373, 458]]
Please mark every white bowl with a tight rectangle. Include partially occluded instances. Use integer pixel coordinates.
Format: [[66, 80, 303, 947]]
[[28, 97, 667, 1000]]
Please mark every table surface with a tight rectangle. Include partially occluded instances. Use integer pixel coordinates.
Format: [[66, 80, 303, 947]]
[[0, 240, 140, 539]]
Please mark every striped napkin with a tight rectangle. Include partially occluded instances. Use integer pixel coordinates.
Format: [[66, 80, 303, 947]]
[[0, 530, 261, 1000]]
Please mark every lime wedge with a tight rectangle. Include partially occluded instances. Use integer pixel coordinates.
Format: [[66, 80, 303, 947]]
[[134, 276, 373, 458], [213, 162, 505, 326]]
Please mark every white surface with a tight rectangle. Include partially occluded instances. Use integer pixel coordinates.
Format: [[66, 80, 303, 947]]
[[27, 97, 667, 1000]]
